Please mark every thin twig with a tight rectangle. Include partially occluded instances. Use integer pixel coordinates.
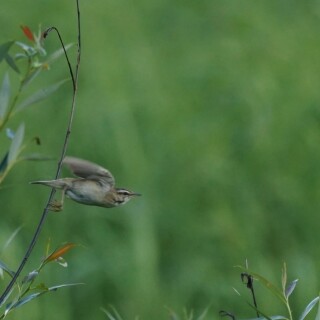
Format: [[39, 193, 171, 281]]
[[241, 272, 259, 318], [0, 0, 81, 306], [43, 27, 76, 90]]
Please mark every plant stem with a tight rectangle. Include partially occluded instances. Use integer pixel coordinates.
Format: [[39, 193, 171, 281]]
[[0, 0, 81, 307]]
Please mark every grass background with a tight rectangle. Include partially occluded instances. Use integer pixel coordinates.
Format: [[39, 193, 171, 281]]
[[1, 0, 320, 319]]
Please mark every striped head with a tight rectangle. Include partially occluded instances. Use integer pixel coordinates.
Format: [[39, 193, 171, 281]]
[[112, 188, 141, 206]]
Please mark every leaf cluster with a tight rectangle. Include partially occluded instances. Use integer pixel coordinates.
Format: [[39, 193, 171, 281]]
[[221, 264, 320, 320], [0, 25, 72, 184], [0, 25, 78, 317], [0, 237, 80, 319]]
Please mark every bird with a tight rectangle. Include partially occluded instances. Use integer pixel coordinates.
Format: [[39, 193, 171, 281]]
[[31, 156, 141, 211]]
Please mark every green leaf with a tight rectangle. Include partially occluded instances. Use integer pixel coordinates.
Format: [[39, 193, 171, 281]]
[[281, 263, 287, 295], [21, 68, 42, 88], [5, 55, 20, 73], [0, 152, 8, 173], [0, 41, 14, 62], [15, 79, 70, 113], [47, 43, 74, 63], [0, 73, 11, 120], [6, 128, 15, 139], [0, 260, 15, 278], [22, 270, 39, 284], [315, 296, 320, 320], [236, 266, 286, 305], [285, 279, 298, 299], [15, 41, 36, 56], [47, 283, 84, 291], [2, 226, 22, 253], [4, 283, 83, 315], [8, 123, 25, 166], [299, 296, 320, 320], [5, 292, 44, 316]]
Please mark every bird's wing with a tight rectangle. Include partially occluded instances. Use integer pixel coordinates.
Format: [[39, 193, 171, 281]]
[[62, 156, 115, 187]]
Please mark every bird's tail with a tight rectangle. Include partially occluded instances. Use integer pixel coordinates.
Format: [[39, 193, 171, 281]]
[[30, 179, 72, 190]]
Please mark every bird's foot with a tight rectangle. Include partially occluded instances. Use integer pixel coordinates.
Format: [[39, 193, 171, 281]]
[[48, 200, 63, 212]]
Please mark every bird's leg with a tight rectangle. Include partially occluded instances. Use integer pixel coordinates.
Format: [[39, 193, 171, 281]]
[[48, 188, 67, 212]]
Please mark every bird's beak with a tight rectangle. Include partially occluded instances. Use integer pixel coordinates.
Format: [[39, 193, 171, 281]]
[[131, 192, 142, 197]]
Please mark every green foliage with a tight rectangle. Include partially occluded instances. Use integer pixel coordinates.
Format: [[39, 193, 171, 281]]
[[1, 1, 320, 320], [0, 24, 76, 318], [0, 237, 80, 319], [0, 25, 70, 184], [223, 265, 319, 320]]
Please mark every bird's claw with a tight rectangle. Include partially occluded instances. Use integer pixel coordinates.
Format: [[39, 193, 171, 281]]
[[48, 200, 63, 212]]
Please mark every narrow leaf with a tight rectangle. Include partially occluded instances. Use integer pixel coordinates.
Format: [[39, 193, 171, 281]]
[[21, 25, 35, 42], [8, 123, 25, 165], [47, 43, 74, 63], [5, 292, 44, 315], [0, 287, 14, 309], [315, 296, 320, 320], [236, 266, 286, 304], [48, 283, 84, 291], [282, 263, 287, 295], [21, 68, 42, 88], [34, 283, 48, 291], [15, 53, 28, 60], [5, 54, 20, 73], [0, 41, 14, 62], [22, 270, 39, 284], [5, 283, 82, 315], [5, 128, 15, 140], [15, 41, 36, 56], [285, 279, 298, 298], [0, 260, 15, 278], [0, 73, 11, 120], [15, 79, 69, 113], [2, 226, 22, 252], [44, 243, 76, 263], [299, 296, 320, 320], [0, 152, 8, 173]]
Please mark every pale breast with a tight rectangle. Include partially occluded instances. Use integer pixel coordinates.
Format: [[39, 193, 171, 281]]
[[66, 179, 111, 206]]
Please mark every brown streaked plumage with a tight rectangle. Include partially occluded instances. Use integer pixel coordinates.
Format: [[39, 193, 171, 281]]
[[31, 156, 141, 211]]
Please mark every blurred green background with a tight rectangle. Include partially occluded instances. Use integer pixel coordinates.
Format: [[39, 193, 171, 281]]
[[1, 0, 320, 319]]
